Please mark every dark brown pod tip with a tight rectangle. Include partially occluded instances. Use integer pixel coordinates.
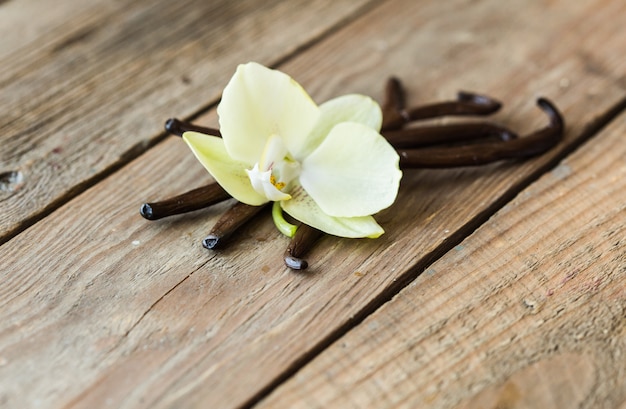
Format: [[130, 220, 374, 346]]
[[283, 224, 323, 270], [164, 118, 221, 137]]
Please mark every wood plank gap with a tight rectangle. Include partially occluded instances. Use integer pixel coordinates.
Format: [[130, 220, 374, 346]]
[[264, 0, 386, 72], [0, 0, 385, 249], [0, 122, 187, 247], [241, 93, 626, 409]]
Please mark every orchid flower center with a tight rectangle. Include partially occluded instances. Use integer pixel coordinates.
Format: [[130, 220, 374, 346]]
[[246, 134, 301, 201]]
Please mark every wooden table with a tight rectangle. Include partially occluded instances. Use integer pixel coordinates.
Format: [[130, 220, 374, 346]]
[[2, 0, 625, 408]]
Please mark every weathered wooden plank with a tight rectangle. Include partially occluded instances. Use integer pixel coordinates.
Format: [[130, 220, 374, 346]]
[[1, 0, 625, 408], [0, 0, 376, 242], [258, 115, 626, 408]]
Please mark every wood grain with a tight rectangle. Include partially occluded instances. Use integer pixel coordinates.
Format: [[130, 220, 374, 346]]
[[259, 113, 626, 408], [0, 0, 375, 242], [1, 0, 625, 408]]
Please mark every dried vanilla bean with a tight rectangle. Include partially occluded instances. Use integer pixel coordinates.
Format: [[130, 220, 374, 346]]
[[202, 202, 268, 249], [141, 183, 230, 220]]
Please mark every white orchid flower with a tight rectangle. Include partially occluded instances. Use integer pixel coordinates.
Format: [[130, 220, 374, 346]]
[[183, 62, 402, 238]]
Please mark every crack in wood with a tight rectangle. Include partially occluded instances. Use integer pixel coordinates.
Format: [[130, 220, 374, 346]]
[[120, 264, 207, 341], [51, 26, 99, 53]]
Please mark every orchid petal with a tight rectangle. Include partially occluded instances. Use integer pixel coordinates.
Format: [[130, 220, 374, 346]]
[[217, 62, 320, 164], [300, 122, 402, 218], [299, 94, 383, 158], [281, 185, 384, 238], [183, 131, 267, 206]]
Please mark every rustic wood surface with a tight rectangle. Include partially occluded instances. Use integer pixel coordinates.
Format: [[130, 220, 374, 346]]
[[1, 0, 625, 408], [259, 111, 626, 409]]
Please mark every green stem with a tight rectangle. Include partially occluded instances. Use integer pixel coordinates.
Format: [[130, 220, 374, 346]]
[[272, 201, 298, 237]]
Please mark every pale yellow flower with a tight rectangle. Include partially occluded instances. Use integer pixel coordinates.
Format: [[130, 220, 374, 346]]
[[183, 62, 402, 238]]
